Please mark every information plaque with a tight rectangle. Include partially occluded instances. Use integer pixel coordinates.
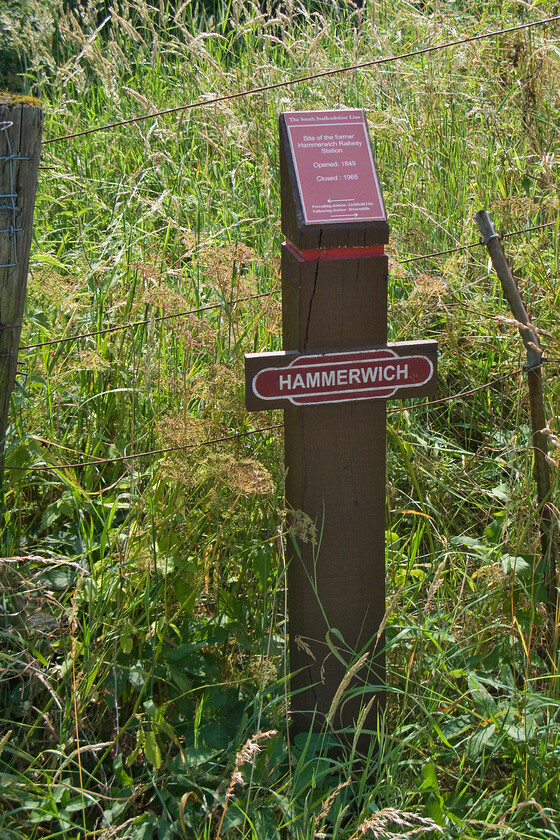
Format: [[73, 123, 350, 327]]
[[283, 109, 385, 225]]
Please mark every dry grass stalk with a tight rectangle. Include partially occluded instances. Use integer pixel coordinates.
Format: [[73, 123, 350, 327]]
[[326, 651, 370, 729], [349, 807, 443, 839], [376, 582, 407, 642], [214, 729, 277, 840], [424, 556, 447, 614], [313, 778, 351, 836]]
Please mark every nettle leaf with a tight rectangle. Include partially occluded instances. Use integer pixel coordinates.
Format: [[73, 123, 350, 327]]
[[102, 797, 128, 827], [420, 763, 445, 827], [500, 708, 537, 742], [120, 634, 134, 654], [128, 814, 158, 840], [167, 665, 192, 694], [144, 731, 162, 770], [40, 505, 62, 532], [128, 664, 149, 692], [251, 544, 273, 589], [420, 761, 440, 792], [467, 724, 497, 760], [488, 483, 510, 502], [485, 512, 506, 544], [178, 746, 219, 768], [423, 793, 445, 827], [36, 566, 77, 591], [157, 817, 180, 840], [198, 721, 229, 750], [166, 636, 224, 664], [112, 754, 133, 787], [468, 675, 498, 718], [179, 651, 220, 681], [439, 715, 472, 743], [503, 723, 529, 743], [250, 803, 282, 840], [450, 536, 484, 550], [501, 554, 531, 576]]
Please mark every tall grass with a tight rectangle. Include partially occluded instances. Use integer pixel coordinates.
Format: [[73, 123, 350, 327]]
[[1, 0, 560, 837]]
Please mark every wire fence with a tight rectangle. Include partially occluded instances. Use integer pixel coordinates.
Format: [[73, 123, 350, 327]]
[[0, 120, 27, 271], [15, 220, 555, 353], [42, 14, 560, 146], [15, 423, 284, 472], [395, 222, 556, 265], [4, 12, 559, 479], [6, 367, 528, 472], [19, 292, 275, 351], [6, 217, 554, 475]]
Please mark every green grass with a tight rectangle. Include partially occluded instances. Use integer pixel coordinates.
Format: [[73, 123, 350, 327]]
[[1, 0, 560, 837]]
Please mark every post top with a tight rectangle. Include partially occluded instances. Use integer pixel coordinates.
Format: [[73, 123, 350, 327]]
[[280, 109, 389, 249], [0, 92, 42, 109]]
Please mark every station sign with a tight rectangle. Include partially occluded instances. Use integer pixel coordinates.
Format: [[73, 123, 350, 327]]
[[283, 110, 386, 225], [245, 341, 437, 410], [245, 108, 438, 744]]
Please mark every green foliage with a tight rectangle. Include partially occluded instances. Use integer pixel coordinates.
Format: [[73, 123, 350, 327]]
[[1, 0, 560, 837]]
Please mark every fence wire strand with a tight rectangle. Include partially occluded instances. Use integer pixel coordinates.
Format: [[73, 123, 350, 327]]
[[19, 291, 274, 350], [396, 222, 555, 265], [42, 15, 560, 146], [7, 424, 284, 472], [5, 369, 525, 473], [14, 221, 554, 352]]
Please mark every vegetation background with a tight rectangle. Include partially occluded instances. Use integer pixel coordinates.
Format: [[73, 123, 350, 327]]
[[1, 0, 560, 837]]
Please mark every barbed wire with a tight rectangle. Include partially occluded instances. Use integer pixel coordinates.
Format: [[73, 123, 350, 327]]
[[15, 220, 555, 352], [6, 424, 284, 472], [42, 15, 560, 146], [396, 221, 555, 265], [19, 291, 274, 351], [387, 367, 525, 414], [5, 368, 526, 473]]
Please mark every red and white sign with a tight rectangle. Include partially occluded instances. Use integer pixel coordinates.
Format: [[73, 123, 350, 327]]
[[249, 347, 434, 407], [284, 110, 386, 225]]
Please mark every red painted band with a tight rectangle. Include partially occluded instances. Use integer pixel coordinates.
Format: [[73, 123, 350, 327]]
[[285, 240, 385, 261]]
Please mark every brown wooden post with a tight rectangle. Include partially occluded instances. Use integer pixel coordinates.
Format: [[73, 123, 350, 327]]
[[245, 110, 437, 750], [280, 111, 389, 744], [0, 95, 42, 468]]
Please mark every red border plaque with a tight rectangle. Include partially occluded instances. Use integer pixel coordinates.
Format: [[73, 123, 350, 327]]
[[283, 110, 386, 225]]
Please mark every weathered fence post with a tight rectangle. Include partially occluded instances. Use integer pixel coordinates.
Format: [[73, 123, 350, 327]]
[[0, 95, 42, 469], [476, 209, 557, 619]]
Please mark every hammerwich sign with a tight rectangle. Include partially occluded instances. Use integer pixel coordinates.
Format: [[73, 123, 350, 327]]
[[245, 341, 436, 409]]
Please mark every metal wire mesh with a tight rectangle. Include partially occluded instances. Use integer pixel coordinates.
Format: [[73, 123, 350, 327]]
[[0, 121, 30, 270]]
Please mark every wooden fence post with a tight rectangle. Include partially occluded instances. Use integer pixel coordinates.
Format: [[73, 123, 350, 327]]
[[476, 209, 557, 619], [0, 94, 42, 470]]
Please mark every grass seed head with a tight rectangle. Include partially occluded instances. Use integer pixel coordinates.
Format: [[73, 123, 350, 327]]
[[235, 729, 277, 766], [354, 807, 443, 839]]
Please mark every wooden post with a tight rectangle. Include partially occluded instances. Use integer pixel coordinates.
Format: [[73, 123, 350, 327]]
[[476, 210, 557, 616], [280, 110, 389, 745], [245, 110, 437, 751], [0, 95, 42, 468]]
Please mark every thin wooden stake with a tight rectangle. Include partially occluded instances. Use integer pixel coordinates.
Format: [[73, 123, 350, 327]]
[[0, 95, 42, 470], [476, 209, 557, 616]]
